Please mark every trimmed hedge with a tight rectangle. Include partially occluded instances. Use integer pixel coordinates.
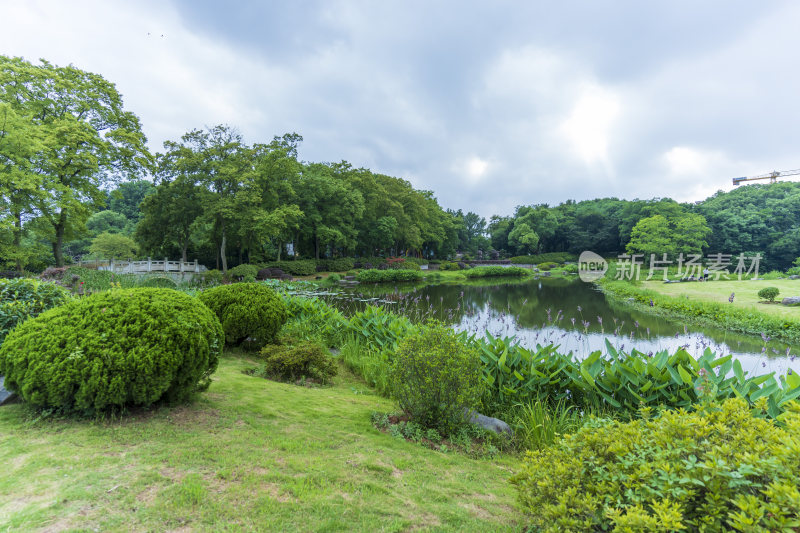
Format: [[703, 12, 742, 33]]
[[225, 264, 259, 281], [512, 399, 800, 531], [0, 289, 222, 412], [510, 252, 575, 264], [0, 278, 72, 345], [262, 260, 316, 277], [316, 258, 355, 272], [355, 269, 423, 283], [463, 266, 530, 278], [198, 283, 287, 350], [258, 341, 337, 383]]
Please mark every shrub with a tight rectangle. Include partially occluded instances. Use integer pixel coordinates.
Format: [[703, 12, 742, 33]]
[[316, 258, 355, 272], [325, 273, 341, 284], [257, 341, 337, 383], [510, 252, 576, 264], [511, 399, 800, 532], [387, 260, 421, 271], [0, 289, 222, 413], [0, 278, 72, 345], [225, 264, 259, 282], [438, 261, 460, 271], [355, 269, 423, 283], [139, 276, 177, 289], [200, 269, 223, 286], [198, 283, 287, 350], [463, 266, 529, 278], [0, 270, 25, 279], [262, 260, 316, 276], [758, 286, 780, 302], [389, 322, 484, 436], [537, 262, 558, 271]]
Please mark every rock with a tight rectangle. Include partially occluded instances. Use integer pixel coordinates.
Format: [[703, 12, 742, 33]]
[[344, 275, 356, 281], [781, 297, 800, 306], [542, 271, 551, 277], [464, 409, 513, 437], [0, 376, 16, 406], [790, 275, 800, 280]]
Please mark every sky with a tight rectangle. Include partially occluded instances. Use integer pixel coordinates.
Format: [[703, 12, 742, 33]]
[[2, 0, 800, 219]]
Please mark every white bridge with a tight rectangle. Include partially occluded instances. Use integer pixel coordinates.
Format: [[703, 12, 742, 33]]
[[78, 257, 207, 275]]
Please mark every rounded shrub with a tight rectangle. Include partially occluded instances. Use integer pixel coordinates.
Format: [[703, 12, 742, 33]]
[[198, 282, 287, 350], [758, 286, 780, 302], [0, 289, 223, 413], [389, 322, 483, 436], [258, 341, 337, 383], [0, 278, 71, 344], [511, 399, 800, 531], [225, 264, 259, 282]]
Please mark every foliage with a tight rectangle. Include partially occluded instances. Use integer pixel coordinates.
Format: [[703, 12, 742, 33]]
[[510, 252, 575, 264], [537, 262, 558, 271], [511, 399, 800, 532], [438, 261, 461, 271], [0, 278, 71, 344], [256, 340, 337, 384], [139, 276, 177, 289], [475, 332, 800, 419], [0, 55, 152, 267], [389, 322, 484, 436], [198, 283, 287, 350], [225, 263, 259, 282], [602, 279, 800, 344], [355, 269, 423, 283], [339, 336, 392, 396], [347, 305, 417, 353], [89, 232, 139, 260], [512, 399, 584, 451], [758, 286, 780, 302], [316, 257, 355, 272], [0, 288, 222, 413], [263, 260, 317, 276], [199, 269, 223, 286], [463, 266, 529, 278], [280, 294, 347, 347]]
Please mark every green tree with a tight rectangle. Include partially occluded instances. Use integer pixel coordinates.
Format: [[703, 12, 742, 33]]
[[626, 213, 711, 259], [508, 222, 539, 255], [108, 180, 154, 223], [89, 232, 139, 259], [0, 56, 152, 266]]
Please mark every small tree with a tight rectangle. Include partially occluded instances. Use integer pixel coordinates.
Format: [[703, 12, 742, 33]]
[[758, 287, 780, 302], [89, 232, 138, 259]]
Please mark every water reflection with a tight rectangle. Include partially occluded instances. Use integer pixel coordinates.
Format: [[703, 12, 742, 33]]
[[329, 277, 799, 377]]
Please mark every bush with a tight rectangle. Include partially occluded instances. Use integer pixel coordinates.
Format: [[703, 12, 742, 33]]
[[510, 252, 576, 264], [316, 258, 355, 272], [0, 270, 25, 279], [198, 283, 287, 350], [200, 269, 223, 286], [281, 295, 347, 347], [758, 286, 780, 302], [438, 261, 461, 271], [463, 266, 529, 278], [262, 260, 316, 277], [355, 269, 423, 283], [257, 341, 337, 383], [0, 278, 72, 345], [511, 399, 800, 531], [387, 260, 421, 271], [537, 262, 558, 271], [225, 264, 259, 282], [0, 289, 223, 413], [389, 322, 484, 436], [139, 276, 177, 289]]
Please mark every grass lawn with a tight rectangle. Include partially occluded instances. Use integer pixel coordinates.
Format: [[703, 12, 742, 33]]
[[641, 279, 800, 319], [0, 351, 523, 532]]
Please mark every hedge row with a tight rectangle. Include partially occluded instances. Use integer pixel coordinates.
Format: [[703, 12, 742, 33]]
[[510, 252, 576, 264]]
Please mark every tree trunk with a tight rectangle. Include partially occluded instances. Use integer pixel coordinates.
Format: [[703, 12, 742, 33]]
[[220, 225, 228, 273], [314, 231, 320, 260], [52, 211, 67, 267], [13, 211, 22, 271], [276, 241, 282, 261], [180, 242, 188, 263]]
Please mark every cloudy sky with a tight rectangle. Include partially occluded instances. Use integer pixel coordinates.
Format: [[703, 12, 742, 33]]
[[2, 1, 799, 218]]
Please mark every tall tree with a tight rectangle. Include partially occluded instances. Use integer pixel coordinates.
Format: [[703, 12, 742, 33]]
[[0, 56, 151, 266]]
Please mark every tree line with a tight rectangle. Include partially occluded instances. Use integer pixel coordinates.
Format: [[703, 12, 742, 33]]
[[3, 55, 800, 272]]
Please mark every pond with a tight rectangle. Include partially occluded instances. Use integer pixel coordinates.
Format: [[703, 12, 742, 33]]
[[321, 277, 799, 377]]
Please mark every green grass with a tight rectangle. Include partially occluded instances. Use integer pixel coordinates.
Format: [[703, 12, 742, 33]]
[[641, 279, 800, 319], [0, 350, 523, 532]]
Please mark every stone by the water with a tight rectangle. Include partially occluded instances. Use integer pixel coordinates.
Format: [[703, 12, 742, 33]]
[[0, 376, 16, 406]]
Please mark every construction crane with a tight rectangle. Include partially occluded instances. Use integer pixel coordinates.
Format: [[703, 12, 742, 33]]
[[732, 168, 800, 186]]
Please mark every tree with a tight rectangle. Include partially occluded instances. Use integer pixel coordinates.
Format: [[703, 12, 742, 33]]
[[135, 178, 205, 262], [89, 232, 138, 259], [108, 180, 154, 223], [626, 213, 711, 259], [508, 222, 539, 255], [0, 56, 151, 266]]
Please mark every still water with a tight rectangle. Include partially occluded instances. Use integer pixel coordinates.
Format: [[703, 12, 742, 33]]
[[326, 277, 799, 377]]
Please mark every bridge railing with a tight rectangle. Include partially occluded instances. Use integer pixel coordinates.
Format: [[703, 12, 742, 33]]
[[78, 257, 207, 274]]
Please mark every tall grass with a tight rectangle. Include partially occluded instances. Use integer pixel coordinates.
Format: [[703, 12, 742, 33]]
[[338, 335, 392, 397], [511, 399, 583, 451]]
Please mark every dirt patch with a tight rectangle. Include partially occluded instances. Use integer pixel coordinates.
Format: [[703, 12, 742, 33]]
[[459, 502, 491, 520]]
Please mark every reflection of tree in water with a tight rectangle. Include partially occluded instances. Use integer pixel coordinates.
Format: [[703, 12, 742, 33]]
[[327, 277, 798, 368]]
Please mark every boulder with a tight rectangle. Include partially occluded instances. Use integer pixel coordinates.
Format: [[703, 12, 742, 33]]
[[464, 409, 513, 437], [789, 275, 800, 280], [781, 296, 800, 306], [0, 376, 16, 406]]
